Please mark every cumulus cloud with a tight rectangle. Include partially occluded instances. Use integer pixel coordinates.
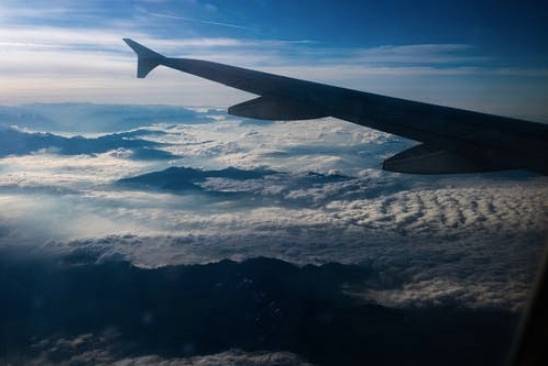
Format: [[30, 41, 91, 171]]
[[0, 152, 148, 190], [24, 333, 313, 366], [110, 351, 313, 366], [22, 172, 543, 310], [39, 180, 546, 310], [361, 278, 532, 310], [155, 117, 406, 174]]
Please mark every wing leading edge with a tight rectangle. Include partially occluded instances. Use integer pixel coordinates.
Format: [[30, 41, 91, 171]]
[[124, 38, 548, 175]]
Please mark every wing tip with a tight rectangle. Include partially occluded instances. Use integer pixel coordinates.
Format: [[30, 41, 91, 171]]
[[123, 38, 164, 78]]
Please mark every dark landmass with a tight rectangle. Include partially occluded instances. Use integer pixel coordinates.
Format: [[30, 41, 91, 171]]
[[0, 248, 518, 366], [117, 166, 279, 192], [0, 103, 213, 133], [0, 126, 177, 160], [117, 166, 349, 195]]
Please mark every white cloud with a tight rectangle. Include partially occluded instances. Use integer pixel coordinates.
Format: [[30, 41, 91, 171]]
[[0, 151, 152, 189], [110, 351, 313, 366], [24, 333, 314, 366], [360, 277, 533, 311], [16, 175, 543, 310]]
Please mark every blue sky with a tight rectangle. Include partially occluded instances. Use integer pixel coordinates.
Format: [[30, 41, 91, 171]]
[[1, 0, 547, 121]]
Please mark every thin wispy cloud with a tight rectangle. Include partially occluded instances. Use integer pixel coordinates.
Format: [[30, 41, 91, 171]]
[[138, 8, 256, 32], [0, 1, 546, 121]]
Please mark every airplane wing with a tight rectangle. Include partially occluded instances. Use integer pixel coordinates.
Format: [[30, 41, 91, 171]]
[[124, 38, 548, 175]]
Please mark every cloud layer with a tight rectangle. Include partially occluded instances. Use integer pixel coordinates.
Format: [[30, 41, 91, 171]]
[[0, 104, 546, 312]]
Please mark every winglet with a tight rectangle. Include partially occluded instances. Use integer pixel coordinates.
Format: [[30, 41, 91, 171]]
[[123, 38, 165, 78]]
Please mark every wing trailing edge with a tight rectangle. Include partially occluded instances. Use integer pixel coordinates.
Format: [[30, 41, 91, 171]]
[[382, 144, 520, 174], [228, 96, 328, 121]]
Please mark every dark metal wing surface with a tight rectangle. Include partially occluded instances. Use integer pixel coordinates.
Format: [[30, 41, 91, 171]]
[[124, 38, 548, 175]]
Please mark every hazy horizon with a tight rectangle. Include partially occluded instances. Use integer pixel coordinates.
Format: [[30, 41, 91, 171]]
[[1, 1, 548, 122]]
